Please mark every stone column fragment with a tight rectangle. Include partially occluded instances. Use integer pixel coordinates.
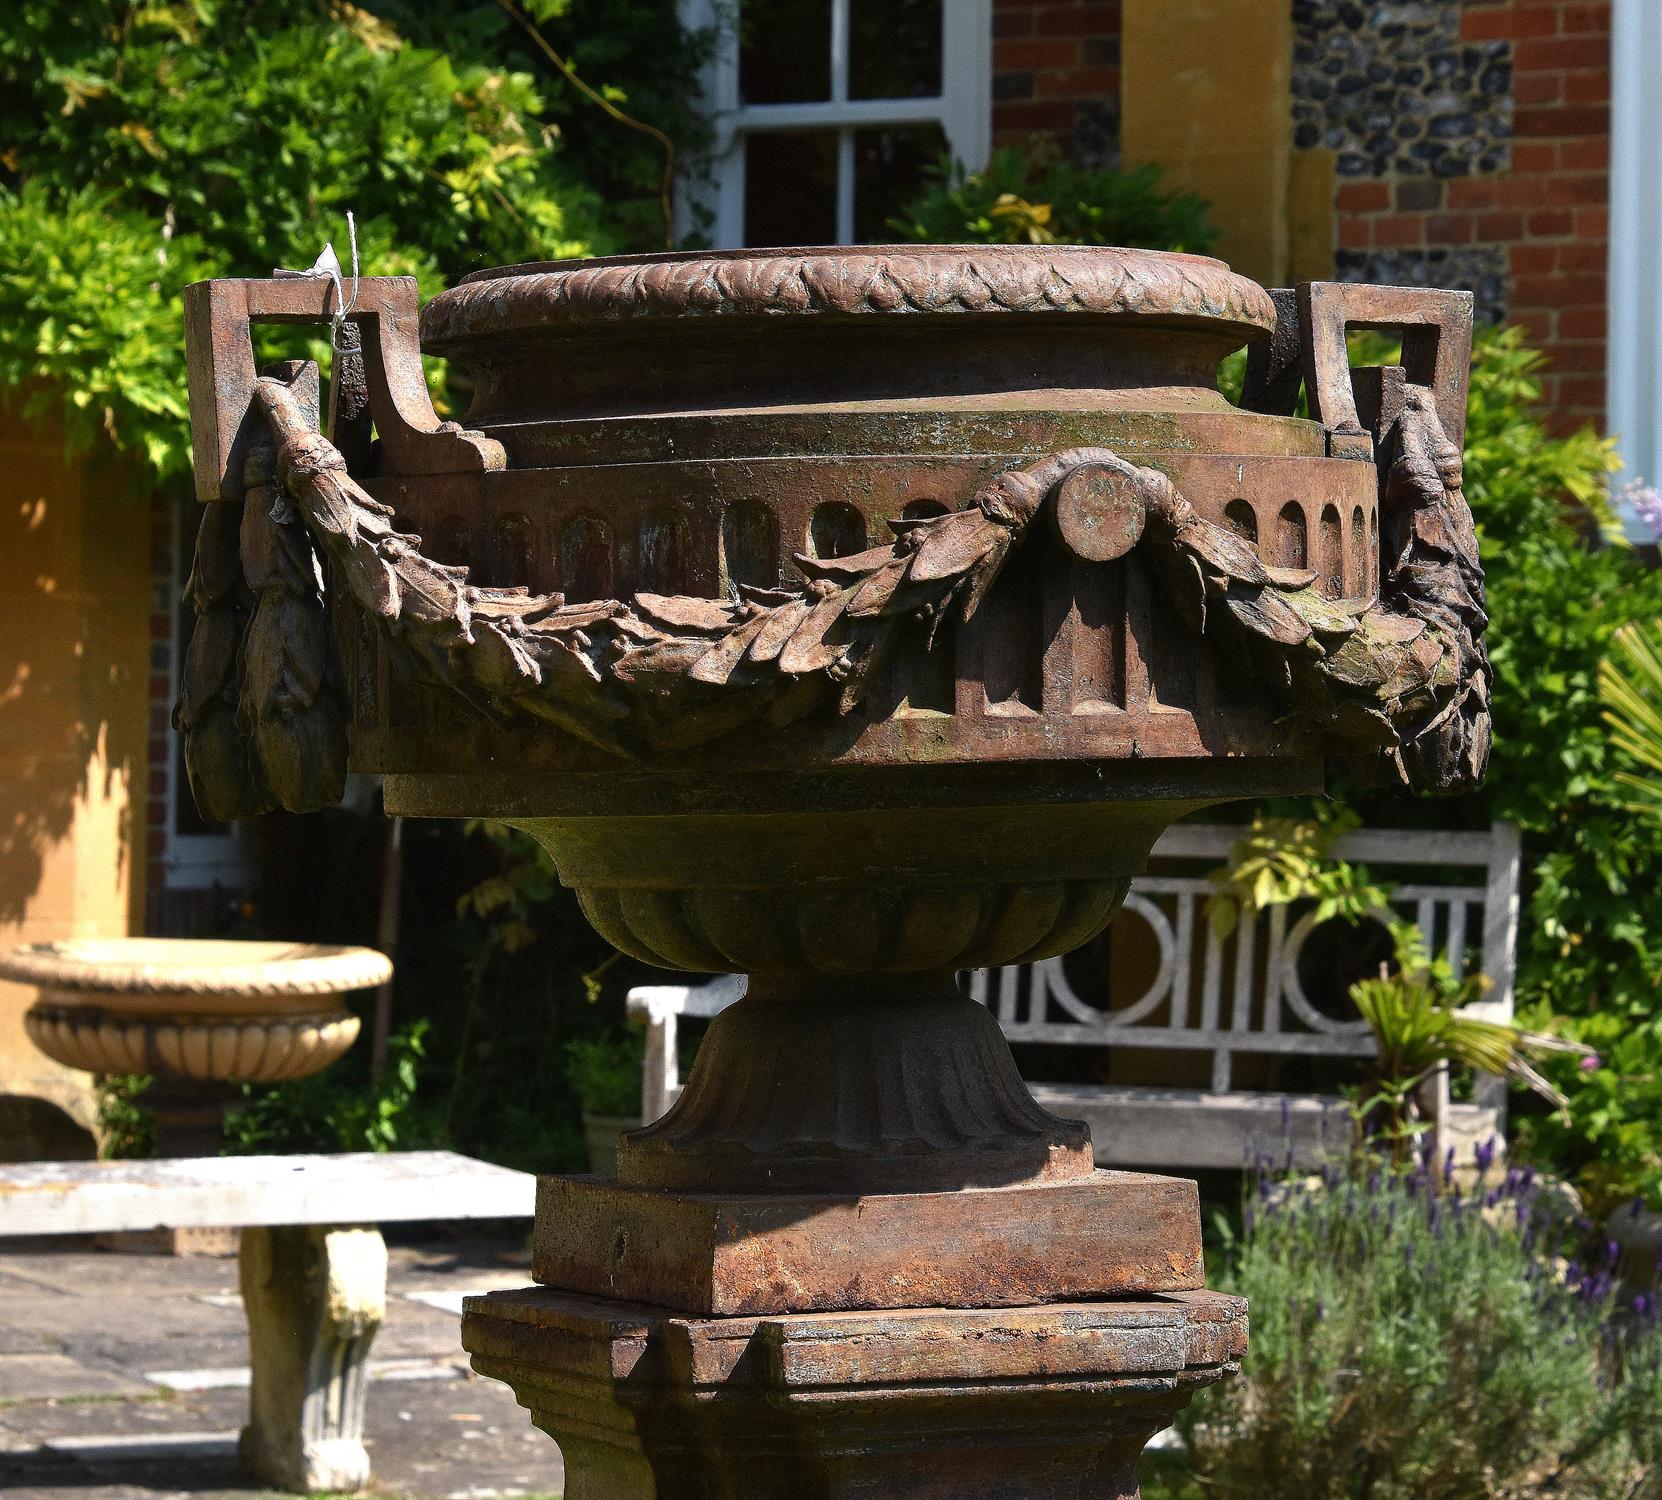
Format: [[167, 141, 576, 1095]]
[[238, 1223, 387, 1493]]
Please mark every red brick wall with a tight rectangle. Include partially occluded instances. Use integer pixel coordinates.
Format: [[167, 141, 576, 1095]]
[[1333, 0, 1610, 430], [991, 0, 1121, 166]]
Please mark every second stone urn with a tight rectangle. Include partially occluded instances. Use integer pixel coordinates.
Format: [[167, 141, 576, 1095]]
[[180, 243, 1487, 1494], [2, 938, 390, 1156]]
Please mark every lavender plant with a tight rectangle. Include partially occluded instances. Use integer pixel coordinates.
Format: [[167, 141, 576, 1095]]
[[1174, 1154, 1662, 1499]]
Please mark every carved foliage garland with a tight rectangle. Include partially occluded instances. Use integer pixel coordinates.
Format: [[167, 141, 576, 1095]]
[[178, 373, 1489, 819], [1139, 386, 1490, 792]]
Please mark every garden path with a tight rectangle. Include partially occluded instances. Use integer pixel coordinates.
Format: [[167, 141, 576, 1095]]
[[0, 1228, 562, 1500]]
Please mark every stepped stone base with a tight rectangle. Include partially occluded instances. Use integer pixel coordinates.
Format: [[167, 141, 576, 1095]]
[[463, 1285, 1246, 1500], [534, 1169, 1204, 1317]]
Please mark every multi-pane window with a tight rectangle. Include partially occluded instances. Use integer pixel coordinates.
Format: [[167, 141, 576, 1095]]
[[681, 0, 991, 248]]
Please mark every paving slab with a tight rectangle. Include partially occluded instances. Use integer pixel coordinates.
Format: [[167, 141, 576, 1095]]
[[0, 1229, 562, 1500], [0, 1355, 150, 1402], [0, 1376, 558, 1499]]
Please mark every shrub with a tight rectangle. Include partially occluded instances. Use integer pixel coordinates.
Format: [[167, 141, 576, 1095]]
[[1174, 1158, 1662, 1499], [890, 143, 1217, 253], [95, 1072, 155, 1160], [0, 1, 706, 493], [222, 1020, 442, 1155], [563, 1030, 643, 1119], [1333, 329, 1662, 1214]]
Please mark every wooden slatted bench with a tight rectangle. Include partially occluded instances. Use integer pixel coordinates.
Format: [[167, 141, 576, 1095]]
[[0, 1151, 534, 1493], [630, 823, 1522, 1171]]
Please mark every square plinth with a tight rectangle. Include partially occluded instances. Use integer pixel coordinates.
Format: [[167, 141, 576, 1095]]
[[532, 1169, 1203, 1316], [460, 1285, 1247, 1499]]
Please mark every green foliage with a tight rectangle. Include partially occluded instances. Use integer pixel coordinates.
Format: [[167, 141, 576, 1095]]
[[1206, 817, 1569, 1158], [1220, 304, 1662, 1211], [1522, 1008, 1662, 1218], [456, 820, 565, 962], [891, 143, 1218, 253], [369, 0, 713, 251], [1174, 1165, 1662, 1499], [1599, 619, 1662, 819], [563, 1029, 642, 1118], [1205, 812, 1390, 941], [1348, 920, 1576, 1160], [1327, 326, 1662, 1213], [0, 185, 202, 481], [0, 0, 705, 493], [94, 1072, 156, 1160], [412, 816, 638, 1173], [222, 1019, 441, 1154]]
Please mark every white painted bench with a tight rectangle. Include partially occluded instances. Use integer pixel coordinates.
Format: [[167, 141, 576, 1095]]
[[0, 1151, 533, 1493], [629, 824, 1521, 1171]]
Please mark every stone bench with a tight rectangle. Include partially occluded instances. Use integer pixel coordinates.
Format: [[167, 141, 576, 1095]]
[[0, 1151, 534, 1493]]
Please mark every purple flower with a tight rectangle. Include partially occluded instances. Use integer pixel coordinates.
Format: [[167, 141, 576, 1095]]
[[1618, 475, 1662, 540], [1580, 1054, 1602, 1073], [1475, 1136, 1496, 1174]]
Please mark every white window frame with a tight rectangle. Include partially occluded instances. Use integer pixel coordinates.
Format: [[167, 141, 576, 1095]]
[[678, 0, 991, 248], [163, 501, 247, 891], [1607, 0, 1662, 539]]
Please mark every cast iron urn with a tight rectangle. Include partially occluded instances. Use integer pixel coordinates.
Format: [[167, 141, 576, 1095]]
[[181, 244, 1486, 1497]]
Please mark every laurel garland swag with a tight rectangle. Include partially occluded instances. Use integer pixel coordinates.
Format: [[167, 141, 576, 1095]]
[[178, 375, 1488, 821]]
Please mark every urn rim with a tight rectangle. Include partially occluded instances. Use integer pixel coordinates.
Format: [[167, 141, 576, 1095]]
[[424, 242, 1278, 346], [0, 938, 392, 999]]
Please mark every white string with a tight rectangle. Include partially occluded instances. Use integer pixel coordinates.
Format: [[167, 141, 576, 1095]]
[[335, 210, 360, 350], [273, 210, 361, 352]]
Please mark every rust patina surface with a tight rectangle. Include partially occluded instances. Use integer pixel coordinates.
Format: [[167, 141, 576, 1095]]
[[180, 243, 1487, 1497]]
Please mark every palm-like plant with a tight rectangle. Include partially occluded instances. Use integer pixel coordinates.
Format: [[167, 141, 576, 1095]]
[[1599, 618, 1662, 819], [1350, 922, 1578, 1162]]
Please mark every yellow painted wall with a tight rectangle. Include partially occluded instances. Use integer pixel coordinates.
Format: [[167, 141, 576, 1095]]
[[0, 405, 152, 1157], [1120, 0, 1293, 287]]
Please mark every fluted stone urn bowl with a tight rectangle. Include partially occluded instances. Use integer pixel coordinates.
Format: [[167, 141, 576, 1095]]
[[181, 245, 1487, 1202], [2, 939, 388, 1083]]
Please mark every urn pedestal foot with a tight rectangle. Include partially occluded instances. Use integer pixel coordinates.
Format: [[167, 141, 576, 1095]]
[[462, 1286, 1245, 1500], [238, 1224, 387, 1493]]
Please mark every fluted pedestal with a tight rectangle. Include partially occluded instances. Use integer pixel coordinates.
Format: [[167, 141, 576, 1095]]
[[460, 974, 1245, 1498]]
